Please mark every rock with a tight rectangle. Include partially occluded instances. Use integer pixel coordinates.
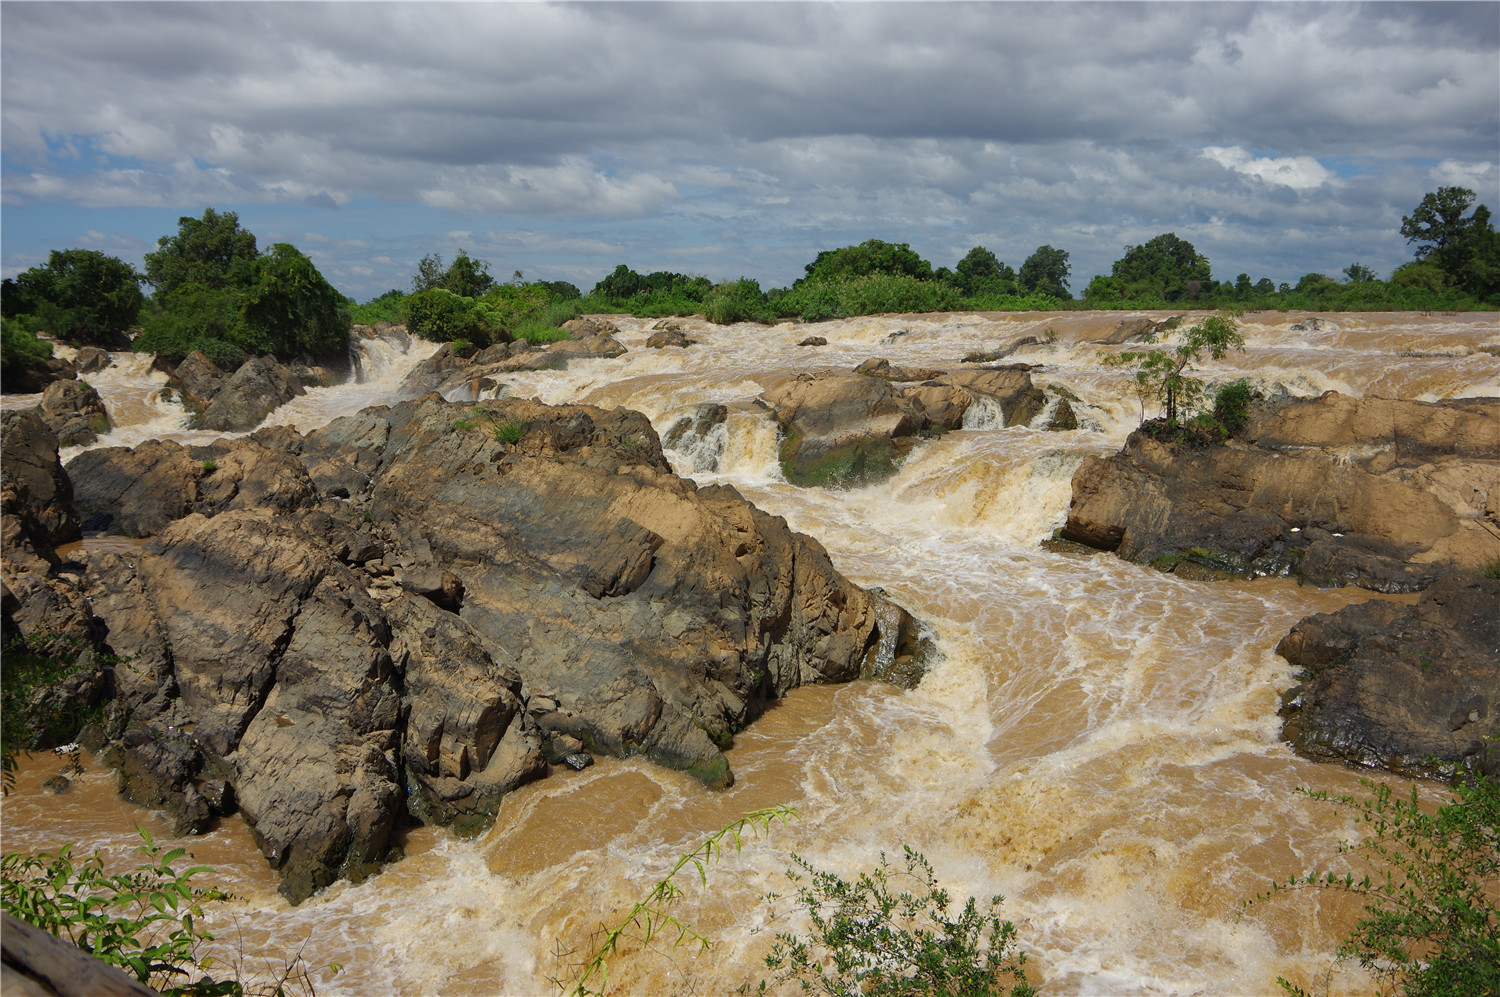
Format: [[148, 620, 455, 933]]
[[199, 355, 305, 432], [798, 336, 828, 347], [398, 336, 627, 400], [1, 355, 77, 395], [961, 335, 1040, 363], [940, 367, 1047, 427], [661, 404, 728, 451], [41, 774, 71, 794], [72, 347, 113, 375], [166, 351, 227, 412], [646, 329, 698, 349], [854, 357, 944, 382], [1041, 395, 1078, 432], [561, 317, 619, 338], [1, 410, 80, 562], [67, 438, 317, 538], [2, 911, 162, 997], [35, 380, 112, 447], [761, 373, 923, 488], [1060, 393, 1500, 591], [1277, 576, 1500, 779]]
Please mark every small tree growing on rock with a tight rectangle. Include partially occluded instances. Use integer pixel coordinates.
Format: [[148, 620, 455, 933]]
[[1101, 313, 1244, 427]]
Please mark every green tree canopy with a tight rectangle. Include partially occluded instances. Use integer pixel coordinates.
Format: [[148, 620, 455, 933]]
[[238, 243, 351, 357], [1401, 187, 1500, 300], [143, 208, 259, 299], [800, 239, 935, 285], [411, 251, 497, 298], [1, 249, 145, 347], [952, 246, 1018, 296], [1111, 233, 1214, 302], [1018, 244, 1072, 299]]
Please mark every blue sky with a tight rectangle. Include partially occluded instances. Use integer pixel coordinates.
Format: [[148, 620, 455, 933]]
[[3, 1, 1497, 302]]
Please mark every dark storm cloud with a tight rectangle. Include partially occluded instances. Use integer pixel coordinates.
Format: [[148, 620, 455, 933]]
[[2, 2, 1496, 294]]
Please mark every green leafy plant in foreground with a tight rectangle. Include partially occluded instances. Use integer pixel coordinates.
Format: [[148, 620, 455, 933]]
[[553, 805, 800, 996], [2, 828, 330, 996], [761, 845, 1035, 997], [1249, 773, 1499, 997]]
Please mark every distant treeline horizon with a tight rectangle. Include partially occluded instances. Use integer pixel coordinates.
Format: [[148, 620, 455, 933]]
[[3, 186, 1496, 379]]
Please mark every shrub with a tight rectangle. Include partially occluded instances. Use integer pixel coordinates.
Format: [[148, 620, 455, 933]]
[[489, 417, 530, 445], [702, 278, 769, 324], [1212, 378, 1255, 436], [238, 244, 351, 358], [349, 289, 405, 326], [1, 315, 53, 374], [1101, 313, 1245, 427], [134, 285, 251, 364], [763, 846, 1035, 996], [400, 288, 499, 345], [1251, 773, 1499, 997]]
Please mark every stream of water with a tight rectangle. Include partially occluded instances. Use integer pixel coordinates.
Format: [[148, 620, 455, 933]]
[[3, 311, 1497, 995]]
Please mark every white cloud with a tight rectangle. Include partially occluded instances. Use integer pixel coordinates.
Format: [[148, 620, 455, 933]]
[[1202, 146, 1336, 191], [1430, 159, 1497, 190]]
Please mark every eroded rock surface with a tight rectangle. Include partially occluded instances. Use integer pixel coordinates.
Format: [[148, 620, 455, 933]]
[[1277, 576, 1500, 779], [1060, 392, 1500, 590], [6, 393, 933, 903]]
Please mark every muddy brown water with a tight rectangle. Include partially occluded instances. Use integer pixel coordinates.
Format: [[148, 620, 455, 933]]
[[3, 312, 1496, 995]]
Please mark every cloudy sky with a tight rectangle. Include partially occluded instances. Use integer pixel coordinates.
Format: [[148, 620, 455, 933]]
[[3, 1, 1497, 301]]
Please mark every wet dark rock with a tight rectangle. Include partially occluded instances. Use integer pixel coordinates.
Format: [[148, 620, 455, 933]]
[[199, 355, 305, 432], [799, 336, 828, 347], [646, 329, 698, 349], [1277, 575, 1500, 779], [72, 347, 113, 375]]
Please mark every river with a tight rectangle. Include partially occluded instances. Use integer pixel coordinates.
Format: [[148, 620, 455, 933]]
[[3, 310, 1497, 995]]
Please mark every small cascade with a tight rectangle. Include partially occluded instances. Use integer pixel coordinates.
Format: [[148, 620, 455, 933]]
[[961, 394, 1006, 430]]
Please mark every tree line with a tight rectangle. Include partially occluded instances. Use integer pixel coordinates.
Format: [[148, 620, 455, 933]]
[[3, 187, 1496, 383]]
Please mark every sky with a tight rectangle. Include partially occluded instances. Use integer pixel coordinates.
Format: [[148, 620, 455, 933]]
[[3, 1, 1498, 302]]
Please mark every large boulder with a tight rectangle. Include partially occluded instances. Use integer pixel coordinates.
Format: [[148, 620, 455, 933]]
[[1277, 576, 1500, 779], [198, 355, 305, 432], [1060, 393, 1500, 591], [1, 410, 79, 563], [46, 393, 932, 903], [35, 379, 111, 447], [762, 373, 925, 488], [398, 336, 627, 399]]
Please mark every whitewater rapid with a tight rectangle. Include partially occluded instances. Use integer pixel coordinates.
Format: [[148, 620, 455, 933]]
[[3, 310, 1497, 995]]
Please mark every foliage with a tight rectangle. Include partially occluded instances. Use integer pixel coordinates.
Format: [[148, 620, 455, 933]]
[[348, 289, 405, 326], [412, 250, 496, 298], [800, 240, 936, 285], [238, 244, 352, 357], [1, 314, 53, 374], [490, 418, 531, 445], [133, 285, 250, 365], [2, 249, 145, 347], [774, 273, 960, 320], [1401, 187, 1500, 300], [1110, 233, 1215, 302], [951, 247, 1018, 297], [1251, 773, 1499, 997], [400, 287, 500, 345], [1101, 313, 1244, 426], [1211, 378, 1255, 437], [762, 846, 1035, 997], [1344, 262, 1377, 283], [591, 265, 712, 304], [553, 806, 800, 996], [2, 828, 326, 996], [143, 208, 260, 300], [703, 278, 771, 324], [1018, 245, 1071, 300]]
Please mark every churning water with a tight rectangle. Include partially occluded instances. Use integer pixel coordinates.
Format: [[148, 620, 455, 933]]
[[4, 311, 1497, 995]]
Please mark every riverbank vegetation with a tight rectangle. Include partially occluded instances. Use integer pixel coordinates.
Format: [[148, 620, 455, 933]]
[[2, 188, 1493, 370]]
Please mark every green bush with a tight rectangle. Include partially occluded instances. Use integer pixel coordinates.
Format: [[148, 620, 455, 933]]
[[238, 244, 351, 358], [1211, 379, 1255, 437], [349, 289, 405, 326], [134, 285, 251, 365], [1252, 773, 1499, 997], [400, 288, 500, 345], [1, 315, 53, 374], [763, 846, 1035, 997], [702, 278, 770, 324]]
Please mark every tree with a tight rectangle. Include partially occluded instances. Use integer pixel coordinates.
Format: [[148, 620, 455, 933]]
[[1343, 262, 1376, 283], [1018, 244, 1072, 299], [3, 250, 145, 346], [800, 239, 935, 285], [143, 208, 259, 299], [1111, 233, 1213, 302], [1401, 187, 1479, 265], [411, 251, 496, 298], [953, 246, 1018, 297], [238, 243, 352, 357], [1101, 313, 1245, 426]]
